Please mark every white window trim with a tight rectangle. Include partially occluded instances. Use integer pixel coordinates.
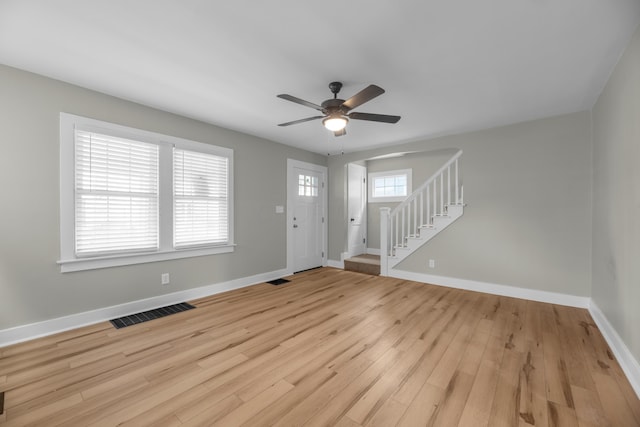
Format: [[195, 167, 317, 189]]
[[368, 169, 412, 203], [59, 113, 234, 273]]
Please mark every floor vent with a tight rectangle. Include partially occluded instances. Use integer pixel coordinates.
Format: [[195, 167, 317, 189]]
[[110, 303, 195, 329], [267, 278, 290, 286]]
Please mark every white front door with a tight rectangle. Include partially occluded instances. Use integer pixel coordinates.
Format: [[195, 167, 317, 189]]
[[347, 163, 367, 257], [291, 164, 325, 272]]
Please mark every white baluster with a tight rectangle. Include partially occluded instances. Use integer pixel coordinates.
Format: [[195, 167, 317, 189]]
[[426, 186, 430, 225], [455, 158, 459, 204], [419, 191, 423, 228], [432, 180, 436, 218], [395, 211, 399, 250], [401, 206, 405, 247], [447, 165, 451, 207], [440, 172, 444, 214], [413, 197, 418, 236]]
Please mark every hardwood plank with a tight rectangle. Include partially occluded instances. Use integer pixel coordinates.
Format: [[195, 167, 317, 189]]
[[240, 368, 337, 426], [120, 385, 211, 427], [345, 337, 428, 424], [574, 309, 640, 423], [3, 393, 83, 427], [488, 348, 524, 427], [592, 372, 640, 427], [271, 354, 374, 426], [547, 401, 579, 427], [210, 379, 293, 426], [542, 330, 575, 408], [392, 289, 477, 405], [457, 359, 499, 427], [362, 397, 407, 427], [517, 340, 548, 427], [429, 370, 476, 427], [180, 394, 244, 427], [303, 347, 403, 427], [396, 382, 444, 427], [570, 384, 610, 427]]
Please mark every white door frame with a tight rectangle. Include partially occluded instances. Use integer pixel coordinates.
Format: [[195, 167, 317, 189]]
[[347, 163, 367, 258], [287, 159, 328, 274]]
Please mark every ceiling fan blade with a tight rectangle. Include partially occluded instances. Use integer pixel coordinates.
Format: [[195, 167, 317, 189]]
[[341, 85, 385, 110], [277, 94, 324, 112], [278, 116, 324, 127], [348, 112, 401, 123], [334, 128, 346, 137]]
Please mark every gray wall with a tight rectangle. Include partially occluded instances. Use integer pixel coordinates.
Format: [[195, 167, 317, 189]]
[[365, 148, 459, 249], [592, 26, 640, 362], [0, 65, 326, 330], [329, 111, 593, 297]]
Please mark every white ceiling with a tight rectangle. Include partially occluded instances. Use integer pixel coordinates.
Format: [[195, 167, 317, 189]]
[[1, 1, 639, 155]]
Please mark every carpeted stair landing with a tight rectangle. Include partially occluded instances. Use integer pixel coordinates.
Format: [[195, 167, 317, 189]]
[[344, 254, 380, 276]]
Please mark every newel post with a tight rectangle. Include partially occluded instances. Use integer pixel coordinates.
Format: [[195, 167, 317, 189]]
[[380, 207, 390, 276]]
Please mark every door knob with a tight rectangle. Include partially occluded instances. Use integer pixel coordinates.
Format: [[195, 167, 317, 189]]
[[350, 218, 355, 222]]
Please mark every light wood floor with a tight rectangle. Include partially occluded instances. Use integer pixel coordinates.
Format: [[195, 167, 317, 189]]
[[1, 268, 639, 426]]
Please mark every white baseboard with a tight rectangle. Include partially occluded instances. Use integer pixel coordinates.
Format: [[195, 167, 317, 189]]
[[0, 268, 289, 348], [589, 301, 640, 399], [327, 259, 344, 269], [387, 269, 590, 308], [366, 248, 381, 255]]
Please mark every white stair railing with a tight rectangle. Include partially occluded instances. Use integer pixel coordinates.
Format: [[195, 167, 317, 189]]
[[381, 150, 464, 275]]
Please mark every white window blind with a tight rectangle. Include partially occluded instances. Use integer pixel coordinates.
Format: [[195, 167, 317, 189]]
[[74, 130, 159, 255], [173, 148, 229, 248]]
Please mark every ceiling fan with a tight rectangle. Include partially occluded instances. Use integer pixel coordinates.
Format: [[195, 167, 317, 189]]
[[277, 82, 401, 137]]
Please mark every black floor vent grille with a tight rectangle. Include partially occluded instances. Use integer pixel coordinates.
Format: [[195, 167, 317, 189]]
[[267, 278, 290, 286], [110, 302, 195, 329]]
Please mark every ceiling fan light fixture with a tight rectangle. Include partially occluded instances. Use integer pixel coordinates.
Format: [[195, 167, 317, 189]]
[[323, 115, 348, 131]]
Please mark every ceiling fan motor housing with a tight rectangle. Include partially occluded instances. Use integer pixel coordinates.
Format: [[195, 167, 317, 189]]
[[321, 98, 347, 115]]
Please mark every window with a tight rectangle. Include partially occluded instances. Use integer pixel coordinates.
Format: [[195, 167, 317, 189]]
[[74, 130, 159, 256], [368, 169, 412, 202], [298, 174, 319, 197], [59, 113, 234, 272], [174, 149, 229, 247]]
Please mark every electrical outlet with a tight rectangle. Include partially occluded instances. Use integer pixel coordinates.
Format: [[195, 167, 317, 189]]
[[161, 273, 170, 285], [429, 259, 435, 268]]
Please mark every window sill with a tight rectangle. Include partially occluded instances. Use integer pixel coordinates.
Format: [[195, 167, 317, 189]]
[[58, 244, 235, 273]]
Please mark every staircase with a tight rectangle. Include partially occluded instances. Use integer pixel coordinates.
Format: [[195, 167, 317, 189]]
[[380, 150, 464, 275]]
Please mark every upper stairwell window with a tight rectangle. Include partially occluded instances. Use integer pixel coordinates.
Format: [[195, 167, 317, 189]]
[[59, 113, 234, 272], [368, 169, 412, 203]]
